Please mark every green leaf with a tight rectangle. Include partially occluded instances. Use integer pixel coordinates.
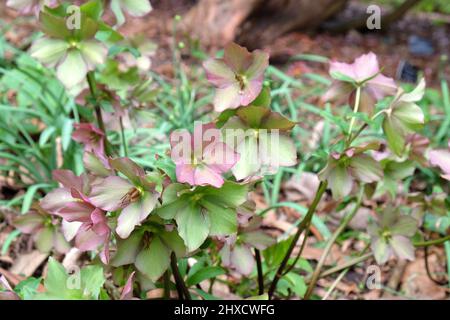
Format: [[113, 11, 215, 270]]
[[80, 265, 105, 299], [187, 266, 226, 286], [383, 116, 405, 156]]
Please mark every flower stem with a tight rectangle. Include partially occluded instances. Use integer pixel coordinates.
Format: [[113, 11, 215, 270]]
[[170, 252, 191, 300], [163, 271, 170, 299], [254, 249, 264, 295], [86, 71, 112, 156], [413, 234, 450, 247], [304, 187, 364, 299], [119, 116, 128, 157], [348, 86, 361, 137], [316, 253, 373, 279], [268, 181, 328, 299]]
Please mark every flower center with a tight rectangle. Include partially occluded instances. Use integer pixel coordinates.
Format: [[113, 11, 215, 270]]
[[120, 187, 142, 207], [235, 74, 247, 92]]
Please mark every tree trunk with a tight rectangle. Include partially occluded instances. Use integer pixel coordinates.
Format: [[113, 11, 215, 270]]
[[182, 0, 348, 48]]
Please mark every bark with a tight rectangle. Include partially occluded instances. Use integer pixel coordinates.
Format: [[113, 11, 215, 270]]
[[182, 0, 348, 48]]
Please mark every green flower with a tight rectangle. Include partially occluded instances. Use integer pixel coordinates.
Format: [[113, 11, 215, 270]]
[[319, 142, 383, 199], [111, 216, 186, 281], [382, 78, 426, 156], [222, 106, 297, 181], [368, 207, 418, 265], [29, 6, 107, 89], [155, 182, 248, 252]]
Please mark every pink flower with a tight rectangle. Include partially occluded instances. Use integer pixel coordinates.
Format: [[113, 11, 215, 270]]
[[89, 158, 160, 239], [40, 170, 111, 263], [203, 42, 269, 112], [323, 52, 397, 113], [429, 141, 450, 181], [170, 123, 239, 188], [72, 123, 105, 157]]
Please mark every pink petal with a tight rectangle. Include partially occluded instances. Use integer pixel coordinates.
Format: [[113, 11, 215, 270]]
[[352, 52, 380, 81], [89, 176, 134, 211], [203, 59, 235, 88], [203, 142, 239, 172], [75, 224, 107, 251], [90, 209, 110, 236], [58, 201, 94, 222], [175, 164, 196, 185], [120, 271, 136, 300], [429, 149, 450, 180], [40, 188, 75, 213], [193, 166, 224, 188], [52, 169, 83, 191]]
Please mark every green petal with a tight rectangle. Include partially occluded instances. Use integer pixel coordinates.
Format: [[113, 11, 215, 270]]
[[175, 204, 210, 252], [383, 116, 406, 156], [390, 216, 417, 237], [371, 237, 390, 265], [349, 155, 383, 183], [390, 235, 415, 261], [328, 164, 353, 199], [231, 135, 260, 180], [159, 230, 186, 258], [34, 228, 53, 253], [203, 181, 248, 208], [79, 40, 106, 68], [111, 231, 143, 267], [56, 50, 87, 88], [135, 237, 170, 281], [122, 0, 152, 17], [29, 38, 68, 66], [200, 200, 237, 236]]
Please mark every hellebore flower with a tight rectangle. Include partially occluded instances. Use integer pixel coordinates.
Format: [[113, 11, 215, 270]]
[[368, 207, 418, 264], [6, 0, 56, 16], [382, 78, 425, 156], [222, 106, 297, 181], [72, 123, 105, 157], [319, 142, 383, 199], [203, 42, 269, 112], [156, 182, 248, 252], [89, 158, 160, 239], [29, 8, 107, 89], [323, 52, 397, 114], [13, 204, 70, 254], [220, 211, 275, 276], [110, 0, 153, 26], [170, 122, 239, 188], [40, 170, 111, 263], [111, 216, 186, 282], [428, 140, 450, 181]]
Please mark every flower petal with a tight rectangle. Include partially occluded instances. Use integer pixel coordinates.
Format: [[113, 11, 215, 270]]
[[56, 50, 87, 88], [89, 176, 134, 211]]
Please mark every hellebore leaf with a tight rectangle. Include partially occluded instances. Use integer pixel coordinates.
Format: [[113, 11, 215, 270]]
[[135, 236, 170, 281]]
